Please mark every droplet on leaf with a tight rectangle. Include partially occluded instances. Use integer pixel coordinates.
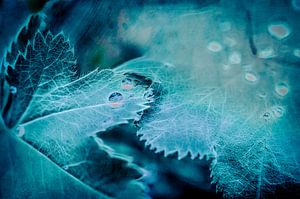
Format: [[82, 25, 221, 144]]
[[17, 126, 25, 137], [108, 92, 124, 108], [9, 86, 17, 94], [268, 23, 291, 40], [207, 41, 222, 52], [244, 72, 258, 82], [121, 78, 135, 90], [275, 82, 289, 97], [262, 112, 271, 121], [271, 105, 285, 118]]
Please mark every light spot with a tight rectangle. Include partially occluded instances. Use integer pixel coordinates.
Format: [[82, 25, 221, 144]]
[[268, 23, 291, 40], [9, 86, 17, 94], [271, 106, 285, 118], [257, 48, 275, 59], [207, 41, 222, 52], [229, 51, 241, 64], [293, 48, 300, 58], [17, 126, 25, 137], [244, 72, 258, 82], [108, 92, 124, 108], [121, 78, 134, 90], [275, 82, 289, 97]]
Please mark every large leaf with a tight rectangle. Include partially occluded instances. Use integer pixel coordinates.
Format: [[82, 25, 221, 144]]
[[116, 4, 300, 197], [1, 17, 152, 198]]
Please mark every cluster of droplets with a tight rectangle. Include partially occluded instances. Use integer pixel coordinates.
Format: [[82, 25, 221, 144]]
[[262, 105, 285, 121], [259, 20, 300, 60], [107, 77, 137, 108], [205, 17, 293, 125], [107, 76, 153, 108]]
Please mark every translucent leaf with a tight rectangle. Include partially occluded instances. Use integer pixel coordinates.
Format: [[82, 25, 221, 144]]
[[117, 5, 300, 197], [1, 25, 152, 198]]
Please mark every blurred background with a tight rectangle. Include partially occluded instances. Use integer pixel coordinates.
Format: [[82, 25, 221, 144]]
[[1, 0, 300, 198]]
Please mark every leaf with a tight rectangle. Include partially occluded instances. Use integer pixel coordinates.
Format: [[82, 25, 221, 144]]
[[116, 5, 300, 197], [1, 17, 152, 198], [0, 128, 108, 199]]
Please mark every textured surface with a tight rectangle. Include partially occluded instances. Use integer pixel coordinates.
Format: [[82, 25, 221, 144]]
[[1, 23, 152, 198]]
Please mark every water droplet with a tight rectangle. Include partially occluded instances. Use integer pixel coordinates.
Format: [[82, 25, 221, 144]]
[[257, 48, 275, 59], [244, 72, 258, 82], [207, 41, 222, 52], [262, 112, 271, 121], [229, 51, 241, 64], [275, 82, 289, 97], [121, 78, 134, 90], [268, 23, 291, 40], [108, 92, 124, 108], [293, 48, 300, 58], [271, 106, 285, 118], [9, 86, 17, 94], [17, 126, 25, 137]]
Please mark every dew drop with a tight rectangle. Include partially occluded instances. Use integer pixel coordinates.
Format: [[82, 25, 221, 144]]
[[244, 72, 258, 82], [262, 112, 271, 121], [9, 86, 17, 94], [268, 23, 291, 40], [271, 105, 285, 118], [108, 92, 124, 108], [121, 78, 134, 90], [275, 82, 289, 97], [293, 48, 300, 58], [17, 126, 25, 137], [207, 41, 222, 52], [229, 51, 241, 64]]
